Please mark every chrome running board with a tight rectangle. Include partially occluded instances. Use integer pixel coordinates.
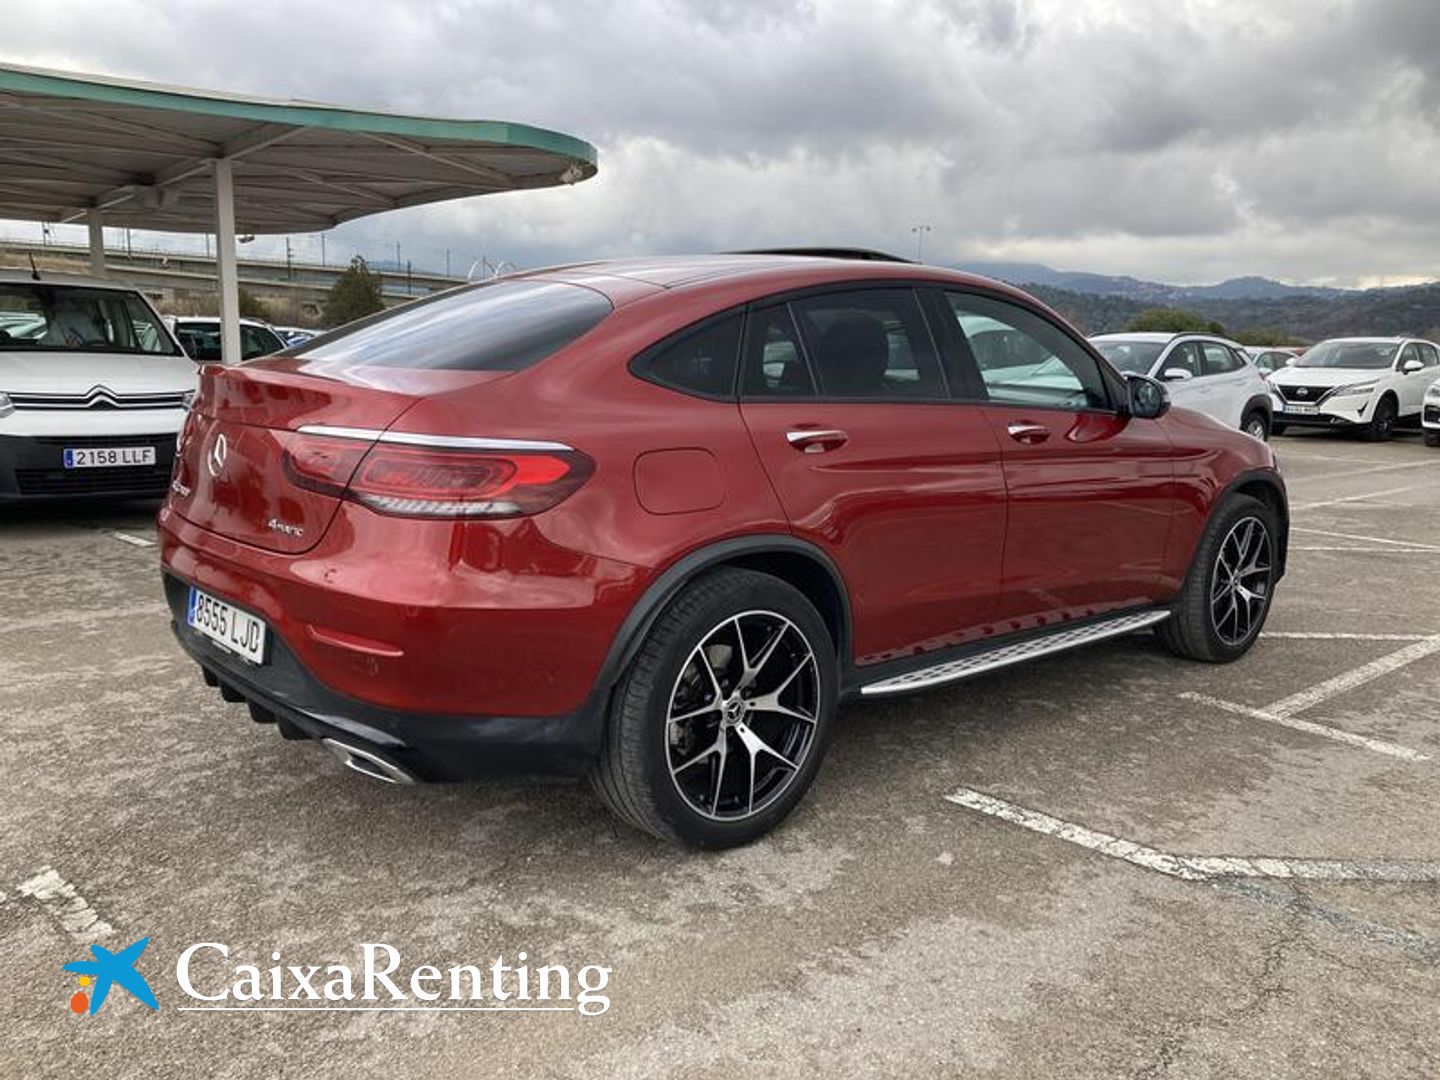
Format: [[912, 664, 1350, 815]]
[[859, 610, 1171, 697]]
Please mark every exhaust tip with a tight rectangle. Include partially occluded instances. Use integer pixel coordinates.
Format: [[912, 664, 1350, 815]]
[[320, 737, 417, 785]]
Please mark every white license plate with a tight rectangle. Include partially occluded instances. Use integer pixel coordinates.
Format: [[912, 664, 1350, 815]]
[[1282, 403, 1318, 415], [64, 446, 157, 468], [186, 587, 267, 664]]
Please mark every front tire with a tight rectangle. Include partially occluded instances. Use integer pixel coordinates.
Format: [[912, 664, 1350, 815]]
[[1363, 395, 1398, 441], [1424, 431, 1439, 448], [1270, 421, 1288, 436], [1157, 494, 1279, 663], [1242, 410, 1269, 441], [590, 568, 837, 848]]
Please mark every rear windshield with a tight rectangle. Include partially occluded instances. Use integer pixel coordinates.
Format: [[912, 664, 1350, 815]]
[[291, 280, 613, 371], [0, 283, 179, 355]]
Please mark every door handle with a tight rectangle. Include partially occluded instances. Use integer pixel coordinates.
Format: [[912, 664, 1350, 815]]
[[785, 428, 848, 453], [1006, 422, 1051, 445]]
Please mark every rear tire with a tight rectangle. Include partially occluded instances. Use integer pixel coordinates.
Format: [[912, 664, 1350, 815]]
[[1157, 494, 1279, 663], [1362, 396, 1398, 441], [1241, 410, 1269, 441], [590, 568, 837, 848]]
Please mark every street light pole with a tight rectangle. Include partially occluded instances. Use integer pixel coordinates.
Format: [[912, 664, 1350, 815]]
[[910, 224, 932, 263]]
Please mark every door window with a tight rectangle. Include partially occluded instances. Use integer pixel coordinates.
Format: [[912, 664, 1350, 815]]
[[942, 293, 1109, 409], [1162, 342, 1200, 379], [1419, 343, 1440, 368], [1200, 342, 1243, 376], [741, 304, 815, 398], [788, 290, 946, 399], [1398, 343, 1422, 370]]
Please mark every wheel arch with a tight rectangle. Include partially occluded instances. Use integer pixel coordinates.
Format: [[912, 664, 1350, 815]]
[[1241, 393, 1273, 426], [1224, 469, 1289, 580], [593, 535, 853, 700]]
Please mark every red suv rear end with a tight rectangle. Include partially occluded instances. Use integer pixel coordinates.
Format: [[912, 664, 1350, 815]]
[[160, 254, 1287, 847]]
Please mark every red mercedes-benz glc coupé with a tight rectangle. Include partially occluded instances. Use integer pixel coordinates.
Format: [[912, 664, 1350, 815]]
[[160, 251, 1286, 847]]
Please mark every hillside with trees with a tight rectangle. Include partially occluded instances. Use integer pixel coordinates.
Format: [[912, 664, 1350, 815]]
[[1023, 281, 1440, 343]]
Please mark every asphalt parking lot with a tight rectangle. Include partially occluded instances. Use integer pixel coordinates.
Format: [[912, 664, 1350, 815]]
[[3, 428, 1439, 1078]]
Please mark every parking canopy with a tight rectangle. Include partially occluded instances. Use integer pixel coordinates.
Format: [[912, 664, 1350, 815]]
[[0, 62, 597, 361]]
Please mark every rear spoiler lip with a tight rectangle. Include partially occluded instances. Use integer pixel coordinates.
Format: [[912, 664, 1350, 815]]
[[294, 424, 575, 453]]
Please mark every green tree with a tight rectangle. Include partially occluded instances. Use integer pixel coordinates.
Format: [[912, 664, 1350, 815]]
[[324, 256, 385, 327], [1124, 307, 1226, 335], [1232, 326, 1304, 347]]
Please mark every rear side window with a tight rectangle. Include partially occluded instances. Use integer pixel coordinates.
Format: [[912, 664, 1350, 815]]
[[633, 314, 742, 398], [1200, 342, 1243, 375], [791, 290, 946, 399], [294, 280, 612, 371]]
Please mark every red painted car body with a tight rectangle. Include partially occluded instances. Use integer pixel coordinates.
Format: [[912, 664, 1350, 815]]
[[158, 254, 1285, 780]]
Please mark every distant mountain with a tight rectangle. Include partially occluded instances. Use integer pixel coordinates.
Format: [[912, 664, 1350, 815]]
[[1020, 280, 1440, 342], [955, 261, 1349, 303]]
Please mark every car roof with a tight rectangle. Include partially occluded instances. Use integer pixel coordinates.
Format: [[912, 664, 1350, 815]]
[[0, 268, 143, 290], [172, 315, 274, 328], [514, 253, 1062, 318]]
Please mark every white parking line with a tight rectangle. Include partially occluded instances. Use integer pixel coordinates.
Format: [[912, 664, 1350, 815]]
[[1292, 481, 1440, 511], [1264, 636, 1440, 719], [1285, 460, 1437, 484], [945, 788, 1440, 883], [1291, 525, 1440, 551], [9, 867, 114, 943], [1291, 546, 1436, 553], [1180, 692, 1429, 762], [1263, 631, 1434, 641], [100, 529, 156, 549]]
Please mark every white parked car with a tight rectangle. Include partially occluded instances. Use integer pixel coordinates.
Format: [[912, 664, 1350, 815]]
[[1089, 332, 1275, 440], [0, 271, 195, 501], [1244, 346, 1302, 381], [1267, 337, 1440, 440], [1423, 376, 1440, 447], [168, 316, 287, 362]]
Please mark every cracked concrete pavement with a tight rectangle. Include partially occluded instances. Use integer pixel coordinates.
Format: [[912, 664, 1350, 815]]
[[3, 427, 1439, 1078]]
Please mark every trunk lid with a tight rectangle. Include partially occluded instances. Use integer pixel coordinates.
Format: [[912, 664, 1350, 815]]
[[171, 360, 505, 553]]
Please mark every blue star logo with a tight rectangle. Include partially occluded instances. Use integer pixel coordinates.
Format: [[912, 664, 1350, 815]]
[[64, 938, 159, 1015]]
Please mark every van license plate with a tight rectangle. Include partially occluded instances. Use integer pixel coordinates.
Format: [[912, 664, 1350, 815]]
[[64, 446, 157, 468]]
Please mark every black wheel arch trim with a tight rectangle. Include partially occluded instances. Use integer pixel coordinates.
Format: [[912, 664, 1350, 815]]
[[1242, 394, 1273, 422], [592, 534, 854, 697], [1214, 466, 1289, 581]]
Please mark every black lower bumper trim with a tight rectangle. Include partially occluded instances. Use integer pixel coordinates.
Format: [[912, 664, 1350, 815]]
[[163, 572, 604, 780]]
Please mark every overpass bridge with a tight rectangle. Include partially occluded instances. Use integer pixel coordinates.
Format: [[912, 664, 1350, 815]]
[[0, 238, 470, 314]]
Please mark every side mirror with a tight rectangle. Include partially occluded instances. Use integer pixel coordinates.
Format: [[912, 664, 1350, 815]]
[[1402, 358, 1424, 374], [1126, 374, 1170, 419], [1161, 367, 1193, 382]]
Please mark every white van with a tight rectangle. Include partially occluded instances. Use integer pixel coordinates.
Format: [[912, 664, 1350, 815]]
[[0, 271, 196, 501]]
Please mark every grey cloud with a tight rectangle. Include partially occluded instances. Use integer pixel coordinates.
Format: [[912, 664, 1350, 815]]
[[1, 0, 1437, 285]]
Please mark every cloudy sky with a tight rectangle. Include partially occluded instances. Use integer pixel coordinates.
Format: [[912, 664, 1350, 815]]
[[4, 0, 1437, 286]]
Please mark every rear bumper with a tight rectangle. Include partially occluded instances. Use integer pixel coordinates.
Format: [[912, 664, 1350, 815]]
[[163, 570, 606, 778], [0, 431, 176, 501]]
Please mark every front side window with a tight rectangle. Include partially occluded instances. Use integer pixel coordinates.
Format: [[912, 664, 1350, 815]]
[[1398, 343, 1422, 370], [635, 314, 742, 398], [945, 293, 1109, 409], [0, 284, 178, 355], [790, 290, 946, 399], [1162, 342, 1200, 379]]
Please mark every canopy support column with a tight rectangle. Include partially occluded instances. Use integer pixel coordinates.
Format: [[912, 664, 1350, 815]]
[[212, 158, 241, 366], [86, 209, 105, 275]]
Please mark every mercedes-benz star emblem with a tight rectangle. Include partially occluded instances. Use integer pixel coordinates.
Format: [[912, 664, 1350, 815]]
[[206, 432, 228, 478]]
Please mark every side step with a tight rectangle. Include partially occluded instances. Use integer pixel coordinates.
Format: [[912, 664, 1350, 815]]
[[859, 609, 1171, 697]]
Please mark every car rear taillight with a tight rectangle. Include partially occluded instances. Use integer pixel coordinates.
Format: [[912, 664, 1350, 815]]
[[282, 434, 592, 519]]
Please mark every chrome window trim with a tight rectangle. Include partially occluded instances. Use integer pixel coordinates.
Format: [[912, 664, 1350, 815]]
[[296, 424, 574, 453]]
